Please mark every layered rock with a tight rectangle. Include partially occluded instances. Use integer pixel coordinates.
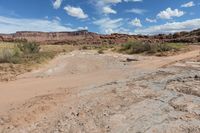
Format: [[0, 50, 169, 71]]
[[0, 30, 139, 45], [0, 29, 200, 45], [0, 30, 99, 44], [152, 29, 200, 43]]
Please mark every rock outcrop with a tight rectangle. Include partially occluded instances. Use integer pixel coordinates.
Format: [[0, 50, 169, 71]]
[[0, 30, 99, 44], [152, 29, 200, 43], [0, 30, 141, 45], [0, 29, 200, 44]]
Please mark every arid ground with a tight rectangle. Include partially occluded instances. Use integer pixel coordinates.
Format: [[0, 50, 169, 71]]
[[0, 46, 200, 133]]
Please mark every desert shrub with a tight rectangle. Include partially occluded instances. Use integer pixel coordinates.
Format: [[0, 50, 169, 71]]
[[13, 45, 22, 56], [0, 49, 14, 63], [0, 42, 57, 64], [0, 47, 21, 63], [161, 43, 184, 50], [98, 49, 104, 54], [158, 44, 170, 52], [17, 42, 40, 54], [119, 41, 151, 54], [82, 46, 88, 50], [119, 41, 184, 55], [16, 52, 56, 64], [158, 43, 174, 52]]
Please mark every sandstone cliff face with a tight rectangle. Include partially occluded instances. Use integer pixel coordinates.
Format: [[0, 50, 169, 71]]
[[152, 29, 200, 43], [0, 30, 136, 45], [0, 29, 200, 45], [14, 30, 99, 44], [0, 30, 100, 44], [0, 34, 14, 42]]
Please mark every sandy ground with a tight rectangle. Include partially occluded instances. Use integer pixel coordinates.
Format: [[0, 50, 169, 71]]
[[0, 48, 200, 133]]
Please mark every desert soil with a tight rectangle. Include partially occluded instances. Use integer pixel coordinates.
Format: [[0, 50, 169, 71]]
[[0, 47, 200, 133]]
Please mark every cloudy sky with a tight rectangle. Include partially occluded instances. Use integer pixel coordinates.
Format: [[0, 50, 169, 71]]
[[0, 0, 200, 34]]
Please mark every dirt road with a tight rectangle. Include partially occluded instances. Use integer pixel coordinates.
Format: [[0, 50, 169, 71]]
[[0, 49, 200, 133]]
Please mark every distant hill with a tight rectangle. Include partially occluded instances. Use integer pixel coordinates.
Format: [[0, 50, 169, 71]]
[[0, 29, 200, 45], [153, 29, 200, 43]]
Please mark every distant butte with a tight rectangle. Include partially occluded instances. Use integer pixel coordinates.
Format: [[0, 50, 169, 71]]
[[0, 29, 200, 44]]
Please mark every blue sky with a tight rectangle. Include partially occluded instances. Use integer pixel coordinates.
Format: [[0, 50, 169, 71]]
[[0, 0, 200, 34]]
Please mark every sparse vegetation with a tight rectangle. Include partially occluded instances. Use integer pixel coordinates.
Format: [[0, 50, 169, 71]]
[[80, 44, 115, 51], [0, 46, 21, 63], [0, 40, 189, 82], [17, 42, 40, 54], [118, 41, 185, 55], [78, 42, 186, 55], [0, 42, 76, 81], [0, 48, 15, 63], [0, 42, 56, 64], [0, 42, 79, 65], [119, 41, 151, 54], [98, 49, 104, 54]]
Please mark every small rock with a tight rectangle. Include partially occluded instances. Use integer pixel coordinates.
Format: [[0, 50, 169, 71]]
[[126, 58, 138, 62], [120, 58, 138, 62], [194, 75, 199, 79]]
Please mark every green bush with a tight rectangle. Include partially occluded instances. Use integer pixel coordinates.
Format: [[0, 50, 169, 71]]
[[0, 42, 56, 64], [82, 46, 88, 50], [119, 41, 184, 55], [119, 41, 151, 54], [157, 44, 173, 52], [17, 42, 40, 54], [98, 49, 104, 54]]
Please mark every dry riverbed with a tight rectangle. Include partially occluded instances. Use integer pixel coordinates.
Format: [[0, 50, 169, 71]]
[[0, 48, 200, 133]]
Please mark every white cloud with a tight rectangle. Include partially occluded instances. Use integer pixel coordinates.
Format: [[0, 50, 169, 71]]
[[55, 16, 61, 21], [92, 0, 121, 15], [64, 5, 88, 19], [157, 8, 184, 19], [134, 18, 200, 35], [103, 6, 117, 14], [124, 0, 143, 2], [0, 16, 77, 34], [93, 17, 125, 34], [126, 8, 147, 15], [53, 0, 63, 9], [181, 1, 195, 7], [77, 26, 88, 30], [130, 18, 142, 27], [103, 0, 122, 4], [146, 18, 157, 23]]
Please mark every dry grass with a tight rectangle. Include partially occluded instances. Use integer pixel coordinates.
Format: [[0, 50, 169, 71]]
[[41, 44, 78, 53], [0, 42, 16, 48], [0, 42, 78, 81]]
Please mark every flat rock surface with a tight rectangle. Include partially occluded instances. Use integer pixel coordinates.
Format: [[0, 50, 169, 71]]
[[0, 49, 200, 133]]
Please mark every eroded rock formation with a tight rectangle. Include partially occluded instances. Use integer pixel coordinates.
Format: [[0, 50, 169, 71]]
[[0, 29, 200, 44]]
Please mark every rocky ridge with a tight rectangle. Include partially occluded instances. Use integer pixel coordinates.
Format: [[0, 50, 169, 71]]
[[0, 29, 200, 45]]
